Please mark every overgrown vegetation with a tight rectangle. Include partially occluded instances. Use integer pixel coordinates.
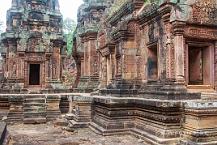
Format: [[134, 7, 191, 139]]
[[0, 21, 3, 38], [108, 0, 129, 18], [63, 18, 76, 55]]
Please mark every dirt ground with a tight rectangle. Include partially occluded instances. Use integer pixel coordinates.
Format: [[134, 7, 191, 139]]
[[7, 123, 145, 145]]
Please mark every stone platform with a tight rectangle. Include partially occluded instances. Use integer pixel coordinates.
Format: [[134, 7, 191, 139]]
[[63, 93, 217, 145], [1, 92, 217, 144], [0, 93, 72, 124]]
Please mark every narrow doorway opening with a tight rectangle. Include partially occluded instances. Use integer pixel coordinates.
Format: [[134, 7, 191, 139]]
[[29, 64, 40, 85], [148, 45, 158, 80], [188, 46, 212, 85], [188, 47, 203, 85]]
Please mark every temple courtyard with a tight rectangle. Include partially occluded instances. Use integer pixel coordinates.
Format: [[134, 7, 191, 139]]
[[1, 0, 217, 144], [7, 123, 142, 145]]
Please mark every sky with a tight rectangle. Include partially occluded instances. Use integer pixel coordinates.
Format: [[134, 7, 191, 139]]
[[0, 0, 83, 30]]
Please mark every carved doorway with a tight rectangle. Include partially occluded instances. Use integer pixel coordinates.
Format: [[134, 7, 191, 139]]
[[187, 44, 214, 87], [29, 64, 40, 85], [188, 47, 203, 85]]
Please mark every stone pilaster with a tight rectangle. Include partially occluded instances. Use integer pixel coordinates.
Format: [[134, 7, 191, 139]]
[[214, 42, 217, 90], [172, 21, 186, 84]]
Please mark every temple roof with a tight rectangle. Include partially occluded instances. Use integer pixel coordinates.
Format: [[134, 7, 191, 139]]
[[10, 0, 60, 12]]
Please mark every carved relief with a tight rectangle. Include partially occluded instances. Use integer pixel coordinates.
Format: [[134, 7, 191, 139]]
[[11, 14, 21, 29], [148, 23, 155, 43], [49, 17, 61, 33], [185, 26, 217, 40], [8, 59, 17, 78], [116, 57, 122, 75], [100, 57, 107, 83], [191, 0, 217, 25], [17, 39, 26, 52], [98, 32, 106, 49], [92, 57, 99, 75], [28, 37, 40, 51], [137, 56, 142, 79], [52, 58, 57, 79], [29, 12, 43, 21]]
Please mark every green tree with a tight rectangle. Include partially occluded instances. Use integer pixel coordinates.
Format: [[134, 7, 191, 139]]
[[0, 21, 3, 36], [63, 18, 76, 55]]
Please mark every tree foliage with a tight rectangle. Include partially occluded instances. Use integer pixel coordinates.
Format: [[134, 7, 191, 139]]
[[63, 18, 76, 55], [0, 21, 3, 36]]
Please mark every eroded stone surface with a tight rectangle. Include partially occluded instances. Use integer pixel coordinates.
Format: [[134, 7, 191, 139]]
[[8, 124, 143, 145]]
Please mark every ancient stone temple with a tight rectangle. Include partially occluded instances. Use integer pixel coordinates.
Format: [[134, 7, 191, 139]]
[[0, 0, 67, 124], [1, 0, 217, 144], [73, 0, 113, 92], [70, 0, 217, 144], [0, 0, 66, 90]]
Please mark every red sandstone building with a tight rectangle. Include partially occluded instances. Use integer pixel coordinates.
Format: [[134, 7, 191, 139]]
[[0, 0, 66, 90], [1, 0, 217, 144], [71, 0, 217, 144], [74, 0, 217, 93]]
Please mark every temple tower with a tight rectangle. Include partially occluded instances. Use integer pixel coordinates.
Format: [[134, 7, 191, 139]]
[[73, 0, 112, 92], [0, 0, 66, 90]]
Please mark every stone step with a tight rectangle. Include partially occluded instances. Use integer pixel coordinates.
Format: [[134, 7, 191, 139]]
[[23, 103, 47, 107], [24, 118, 46, 124], [24, 96, 45, 99], [23, 107, 46, 112], [68, 120, 89, 128], [89, 122, 104, 134], [24, 114, 46, 118], [24, 99, 46, 103], [24, 111, 46, 115], [132, 128, 179, 145], [201, 92, 217, 100], [23, 96, 47, 124], [25, 101, 45, 104], [6, 118, 23, 123], [0, 97, 10, 110], [65, 113, 75, 120]]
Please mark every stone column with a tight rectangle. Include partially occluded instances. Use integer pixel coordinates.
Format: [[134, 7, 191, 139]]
[[162, 13, 174, 80], [83, 39, 88, 76], [80, 57, 84, 77], [101, 57, 107, 87], [172, 21, 186, 83], [214, 42, 217, 90], [107, 55, 112, 85]]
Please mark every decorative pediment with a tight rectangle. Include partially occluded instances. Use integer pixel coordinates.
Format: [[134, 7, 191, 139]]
[[170, 0, 217, 26], [189, 0, 217, 25]]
